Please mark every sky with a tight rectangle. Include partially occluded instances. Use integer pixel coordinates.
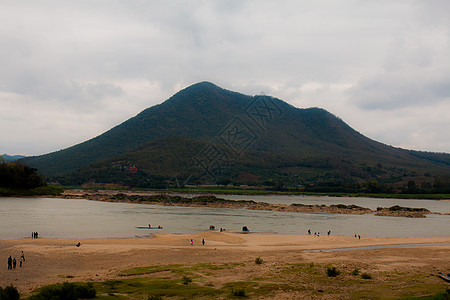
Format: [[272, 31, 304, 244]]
[[1, 0, 449, 156]]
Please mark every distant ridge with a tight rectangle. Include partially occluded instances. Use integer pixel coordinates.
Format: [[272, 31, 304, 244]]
[[1, 154, 26, 162], [21, 82, 450, 188]]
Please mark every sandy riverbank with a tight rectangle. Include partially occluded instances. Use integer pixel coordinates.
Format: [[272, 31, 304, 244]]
[[1, 232, 449, 298]]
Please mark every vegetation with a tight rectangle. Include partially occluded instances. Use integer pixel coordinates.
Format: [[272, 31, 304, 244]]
[[0, 285, 19, 300], [351, 268, 360, 276], [27, 282, 95, 300], [0, 160, 46, 189], [231, 288, 247, 297], [22, 261, 449, 299], [0, 160, 61, 196], [182, 276, 192, 285], [255, 257, 263, 265], [326, 266, 341, 277]]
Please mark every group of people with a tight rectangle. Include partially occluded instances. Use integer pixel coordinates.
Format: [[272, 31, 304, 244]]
[[31, 232, 39, 239], [7, 251, 25, 270], [190, 239, 206, 246], [307, 229, 332, 236]]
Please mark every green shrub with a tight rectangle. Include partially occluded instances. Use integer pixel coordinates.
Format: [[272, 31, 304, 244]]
[[231, 288, 246, 297], [255, 257, 263, 265], [0, 285, 20, 300], [351, 268, 360, 276], [361, 273, 372, 279], [182, 276, 192, 285], [28, 282, 95, 300], [326, 266, 340, 277]]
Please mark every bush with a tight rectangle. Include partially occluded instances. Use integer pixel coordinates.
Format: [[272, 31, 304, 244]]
[[361, 273, 372, 279], [326, 266, 340, 277], [28, 282, 95, 300], [351, 268, 360, 276], [0, 285, 20, 300], [231, 288, 246, 297], [182, 276, 192, 285], [148, 296, 162, 300], [255, 257, 263, 265]]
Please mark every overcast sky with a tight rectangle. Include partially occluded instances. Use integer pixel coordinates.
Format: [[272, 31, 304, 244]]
[[1, 0, 449, 156]]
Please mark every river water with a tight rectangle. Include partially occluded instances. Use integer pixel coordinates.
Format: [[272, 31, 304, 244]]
[[0, 196, 449, 240]]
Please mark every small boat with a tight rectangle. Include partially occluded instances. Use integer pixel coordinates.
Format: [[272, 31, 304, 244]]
[[438, 272, 450, 282], [136, 226, 163, 229]]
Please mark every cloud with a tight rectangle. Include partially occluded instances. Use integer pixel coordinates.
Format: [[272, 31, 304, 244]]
[[0, 1, 449, 155]]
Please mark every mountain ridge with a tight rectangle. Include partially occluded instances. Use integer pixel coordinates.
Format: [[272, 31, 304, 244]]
[[21, 82, 450, 188]]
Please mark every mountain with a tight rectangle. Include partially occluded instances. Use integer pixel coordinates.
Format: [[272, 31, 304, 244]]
[[1, 154, 26, 162], [21, 82, 450, 189]]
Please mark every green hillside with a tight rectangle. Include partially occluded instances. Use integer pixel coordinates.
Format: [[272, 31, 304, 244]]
[[21, 82, 450, 190]]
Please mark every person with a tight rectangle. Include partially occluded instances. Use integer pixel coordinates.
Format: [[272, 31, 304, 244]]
[[307, 229, 311, 235], [190, 239, 193, 246], [7, 256, 12, 270], [327, 230, 331, 236], [76, 242, 81, 247], [13, 258, 16, 269], [202, 239, 205, 245], [148, 224, 151, 228], [21, 251, 25, 262], [19, 258, 23, 268], [358, 235, 361, 240]]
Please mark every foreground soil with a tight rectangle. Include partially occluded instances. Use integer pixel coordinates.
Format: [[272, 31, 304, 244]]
[[1, 233, 449, 299]]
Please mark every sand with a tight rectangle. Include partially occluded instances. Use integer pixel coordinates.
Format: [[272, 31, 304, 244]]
[[1, 232, 449, 297]]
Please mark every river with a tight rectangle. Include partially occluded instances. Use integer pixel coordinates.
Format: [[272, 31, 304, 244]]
[[0, 196, 448, 239]]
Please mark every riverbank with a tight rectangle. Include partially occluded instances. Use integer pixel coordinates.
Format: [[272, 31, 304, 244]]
[[1, 233, 449, 299]]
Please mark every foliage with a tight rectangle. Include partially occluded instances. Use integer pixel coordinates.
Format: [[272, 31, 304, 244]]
[[231, 288, 247, 297], [326, 266, 340, 277], [182, 276, 192, 285], [351, 268, 360, 276], [0, 161, 46, 189], [255, 257, 263, 265], [0, 285, 20, 300], [361, 273, 372, 279], [28, 282, 96, 300]]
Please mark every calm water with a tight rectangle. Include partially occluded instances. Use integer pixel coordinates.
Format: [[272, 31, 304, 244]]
[[0, 196, 449, 240]]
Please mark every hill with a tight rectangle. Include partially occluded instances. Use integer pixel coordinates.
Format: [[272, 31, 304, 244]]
[[1, 154, 26, 162], [21, 82, 450, 190]]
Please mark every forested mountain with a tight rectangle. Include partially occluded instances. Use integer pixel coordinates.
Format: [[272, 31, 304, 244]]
[[21, 82, 450, 190]]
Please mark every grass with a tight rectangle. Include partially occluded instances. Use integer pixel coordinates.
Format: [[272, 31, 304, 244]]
[[26, 262, 450, 299]]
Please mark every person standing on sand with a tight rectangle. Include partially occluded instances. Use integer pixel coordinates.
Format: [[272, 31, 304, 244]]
[[190, 239, 193, 245], [13, 258, 16, 269], [7, 256, 12, 269], [202, 239, 205, 245], [21, 251, 25, 262]]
